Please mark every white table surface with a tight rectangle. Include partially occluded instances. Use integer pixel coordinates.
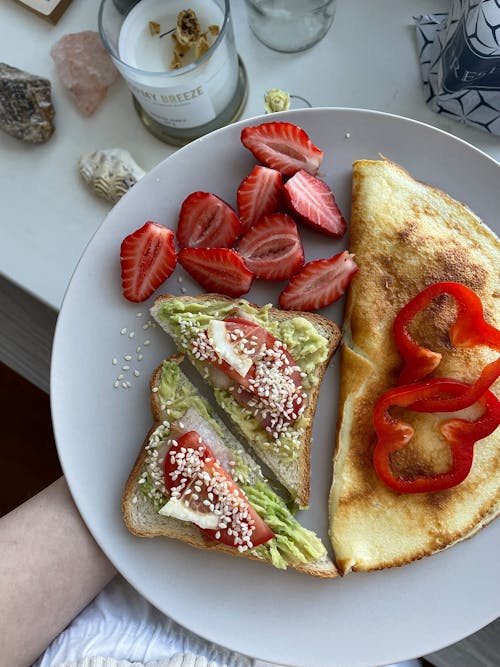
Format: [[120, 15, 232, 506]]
[[2, 0, 500, 312], [1, 1, 500, 665]]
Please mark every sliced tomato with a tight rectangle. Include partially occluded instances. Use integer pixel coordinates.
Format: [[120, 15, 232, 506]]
[[223, 317, 303, 392], [164, 431, 274, 549], [197, 317, 306, 426], [208, 317, 270, 387], [232, 385, 277, 433]]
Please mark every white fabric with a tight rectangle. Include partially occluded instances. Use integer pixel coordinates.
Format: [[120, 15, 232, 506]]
[[34, 573, 422, 667], [55, 656, 220, 667], [34, 575, 252, 667]]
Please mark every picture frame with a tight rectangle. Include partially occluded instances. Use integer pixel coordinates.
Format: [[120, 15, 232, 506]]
[[13, 0, 74, 24]]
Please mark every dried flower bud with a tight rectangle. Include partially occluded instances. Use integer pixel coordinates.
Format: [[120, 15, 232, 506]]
[[168, 9, 220, 70], [176, 9, 201, 46]]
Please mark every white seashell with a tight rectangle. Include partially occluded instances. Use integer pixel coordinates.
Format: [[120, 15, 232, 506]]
[[78, 148, 146, 203]]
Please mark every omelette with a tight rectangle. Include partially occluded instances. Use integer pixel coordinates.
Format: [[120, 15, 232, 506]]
[[329, 158, 500, 574]]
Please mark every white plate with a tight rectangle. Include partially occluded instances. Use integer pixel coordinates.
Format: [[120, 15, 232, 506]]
[[51, 108, 500, 667]]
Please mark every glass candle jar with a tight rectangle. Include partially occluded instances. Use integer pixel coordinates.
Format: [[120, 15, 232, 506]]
[[99, 0, 248, 144]]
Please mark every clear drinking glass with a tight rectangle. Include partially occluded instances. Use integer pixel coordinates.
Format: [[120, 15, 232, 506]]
[[244, 0, 336, 53], [99, 0, 248, 145]]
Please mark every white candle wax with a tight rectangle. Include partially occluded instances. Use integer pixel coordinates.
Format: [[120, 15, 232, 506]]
[[117, 0, 239, 129]]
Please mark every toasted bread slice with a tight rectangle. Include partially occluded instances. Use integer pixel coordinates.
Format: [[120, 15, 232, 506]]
[[149, 294, 341, 508], [123, 356, 337, 578], [330, 158, 500, 574]]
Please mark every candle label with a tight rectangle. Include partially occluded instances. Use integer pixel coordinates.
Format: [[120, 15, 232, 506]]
[[127, 79, 216, 128]]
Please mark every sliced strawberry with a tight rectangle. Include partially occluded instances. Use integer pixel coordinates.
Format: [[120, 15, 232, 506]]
[[284, 169, 347, 238], [236, 212, 304, 281], [236, 165, 283, 234], [120, 221, 176, 303], [178, 247, 253, 297], [164, 431, 274, 550], [279, 251, 358, 311], [240, 122, 323, 177], [177, 191, 240, 249]]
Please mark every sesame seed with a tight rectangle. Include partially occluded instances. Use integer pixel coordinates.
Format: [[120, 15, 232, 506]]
[[129, 332, 135, 339], [144, 340, 151, 346], [124, 354, 132, 361], [112, 358, 118, 365], [190, 327, 306, 442], [120, 327, 127, 335], [113, 380, 120, 388]]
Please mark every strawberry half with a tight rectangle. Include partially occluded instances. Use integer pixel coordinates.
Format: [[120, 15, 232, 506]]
[[177, 191, 241, 249], [120, 221, 177, 303], [279, 250, 358, 311], [236, 165, 283, 235], [284, 169, 347, 237], [179, 247, 253, 297], [240, 122, 323, 177], [236, 212, 304, 281]]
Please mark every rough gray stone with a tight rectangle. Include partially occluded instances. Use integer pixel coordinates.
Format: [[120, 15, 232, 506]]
[[0, 63, 55, 143]]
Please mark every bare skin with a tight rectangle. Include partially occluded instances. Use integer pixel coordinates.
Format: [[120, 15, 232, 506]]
[[0, 476, 116, 667]]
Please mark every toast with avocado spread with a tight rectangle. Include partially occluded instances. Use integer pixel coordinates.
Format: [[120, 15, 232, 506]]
[[122, 355, 337, 577], [149, 294, 341, 509]]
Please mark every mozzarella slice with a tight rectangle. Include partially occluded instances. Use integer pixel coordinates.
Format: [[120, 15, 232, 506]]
[[158, 497, 220, 529], [207, 320, 253, 377]]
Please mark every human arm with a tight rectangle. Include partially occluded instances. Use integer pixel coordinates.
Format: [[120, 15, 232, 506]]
[[0, 476, 116, 667]]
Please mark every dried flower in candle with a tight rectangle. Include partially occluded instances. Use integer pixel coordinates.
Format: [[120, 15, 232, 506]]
[[176, 9, 201, 46], [149, 21, 161, 36], [170, 35, 191, 69], [194, 35, 210, 59], [168, 9, 220, 70], [264, 89, 291, 113]]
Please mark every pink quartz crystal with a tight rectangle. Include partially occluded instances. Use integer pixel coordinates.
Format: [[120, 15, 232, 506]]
[[50, 31, 119, 115]]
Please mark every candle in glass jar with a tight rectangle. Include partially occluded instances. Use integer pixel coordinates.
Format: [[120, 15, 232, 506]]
[[117, 0, 239, 129]]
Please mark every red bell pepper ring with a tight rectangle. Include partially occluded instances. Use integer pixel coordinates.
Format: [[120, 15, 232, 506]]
[[373, 378, 500, 494], [393, 282, 500, 410], [411, 358, 500, 413]]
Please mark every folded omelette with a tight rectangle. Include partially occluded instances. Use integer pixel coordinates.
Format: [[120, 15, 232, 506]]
[[330, 158, 500, 574]]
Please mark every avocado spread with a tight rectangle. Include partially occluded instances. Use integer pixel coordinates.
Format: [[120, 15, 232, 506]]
[[154, 299, 329, 463], [140, 359, 328, 569]]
